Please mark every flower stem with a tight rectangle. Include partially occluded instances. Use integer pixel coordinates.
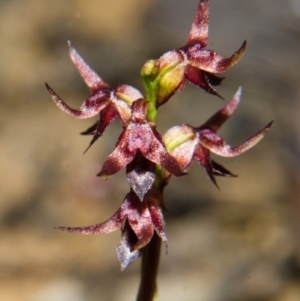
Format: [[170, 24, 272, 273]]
[[136, 232, 161, 301]]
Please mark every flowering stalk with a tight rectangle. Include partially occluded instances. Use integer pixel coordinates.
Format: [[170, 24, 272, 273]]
[[137, 233, 161, 301], [46, 1, 272, 300]]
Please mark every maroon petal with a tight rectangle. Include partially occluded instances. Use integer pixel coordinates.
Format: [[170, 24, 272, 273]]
[[194, 144, 218, 187], [187, 40, 247, 73], [147, 191, 167, 244], [212, 160, 236, 177], [130, 98, 148, 123], [83, 104, 118, 153], [184, 65, 223, 99], [141, 126, 185, 177], [68, 41, 109, 92], [80, 85, 139, 139], [80, 122, 97, 136], [126, 193, 155, 251], [199, 121, 273, 157], [56, 206, 124, 235], [199, 87, 241, 131], [96, 104, 118, 132], [129, 218, 154, 251], [204, 71, 224, 86], [111, 96, 132, 124], [97, 129, 136, 178], [46, 83, 110, 118], [130, 100, 184, 176], [186, 0, 209, 47], [97, 102, 150, 178], [126, 152, 156, 201]]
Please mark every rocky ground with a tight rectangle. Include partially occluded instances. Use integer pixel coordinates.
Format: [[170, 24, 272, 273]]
[[0, 0, 300, 300]]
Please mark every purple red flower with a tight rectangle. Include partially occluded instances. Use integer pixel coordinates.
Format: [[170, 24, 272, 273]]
[[57, 189, 167, 270], [46, 41, 143, 152], [152, 0, 246, 105], [98, 99, 184, 199], [163, 88, 273, 186]]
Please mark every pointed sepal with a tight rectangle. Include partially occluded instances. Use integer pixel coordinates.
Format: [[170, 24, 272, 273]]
[[187, 0, 209, 47], [199, 121, 273, 157], [45, 83, 110, 118], [68, 41, 109, 92], [186, 40, 247, 74]]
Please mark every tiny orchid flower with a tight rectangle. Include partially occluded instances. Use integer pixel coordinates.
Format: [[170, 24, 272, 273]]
[[142, 0, 246, 105], [57, 190, 167, 270], [98, 99, 184, 197], [163, 88, 273, 186], [46, 41, 143, 152]]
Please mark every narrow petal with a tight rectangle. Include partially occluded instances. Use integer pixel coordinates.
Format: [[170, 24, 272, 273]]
[[187, 40, 247, 73], [194, 144, 218, 187], [80, 86, 135, 140], [186, 0, 209, 47], [130, 219, 154, 251], [83, 105, 118, 153], [199, 87, 241, 131], [126, 100, 185, 176], [204, 71, 224, 86], [141, 127, 185, 177], [124, 100, 185, 176], [126, 193, 154, 251], [147, 191, 168, 244], [80, 122, 97, 136], [149, 204, 167, 243], [46, 83, 110, 118], [56, 206, 124, 235], [199, 121, 273, 157], [184, 65, 223, 99], [212, 160, 236, 177], [77, 91, 112, 118], [97, 130, 136, 177], [68, 41, 109, 92], [111, 96, 132, 124], [97, 102, 147, 177], [98, 104, 118, 129], [130, 99, 148, 123]]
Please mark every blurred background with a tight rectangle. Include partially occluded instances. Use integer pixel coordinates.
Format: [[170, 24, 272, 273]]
[[0, 0, 300, 300]]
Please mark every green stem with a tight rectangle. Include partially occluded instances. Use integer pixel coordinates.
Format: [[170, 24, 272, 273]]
[[136, 232, 161, 301]]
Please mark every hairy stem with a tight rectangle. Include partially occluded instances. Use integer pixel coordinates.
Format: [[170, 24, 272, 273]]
[[137, 232, 161, 301]]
